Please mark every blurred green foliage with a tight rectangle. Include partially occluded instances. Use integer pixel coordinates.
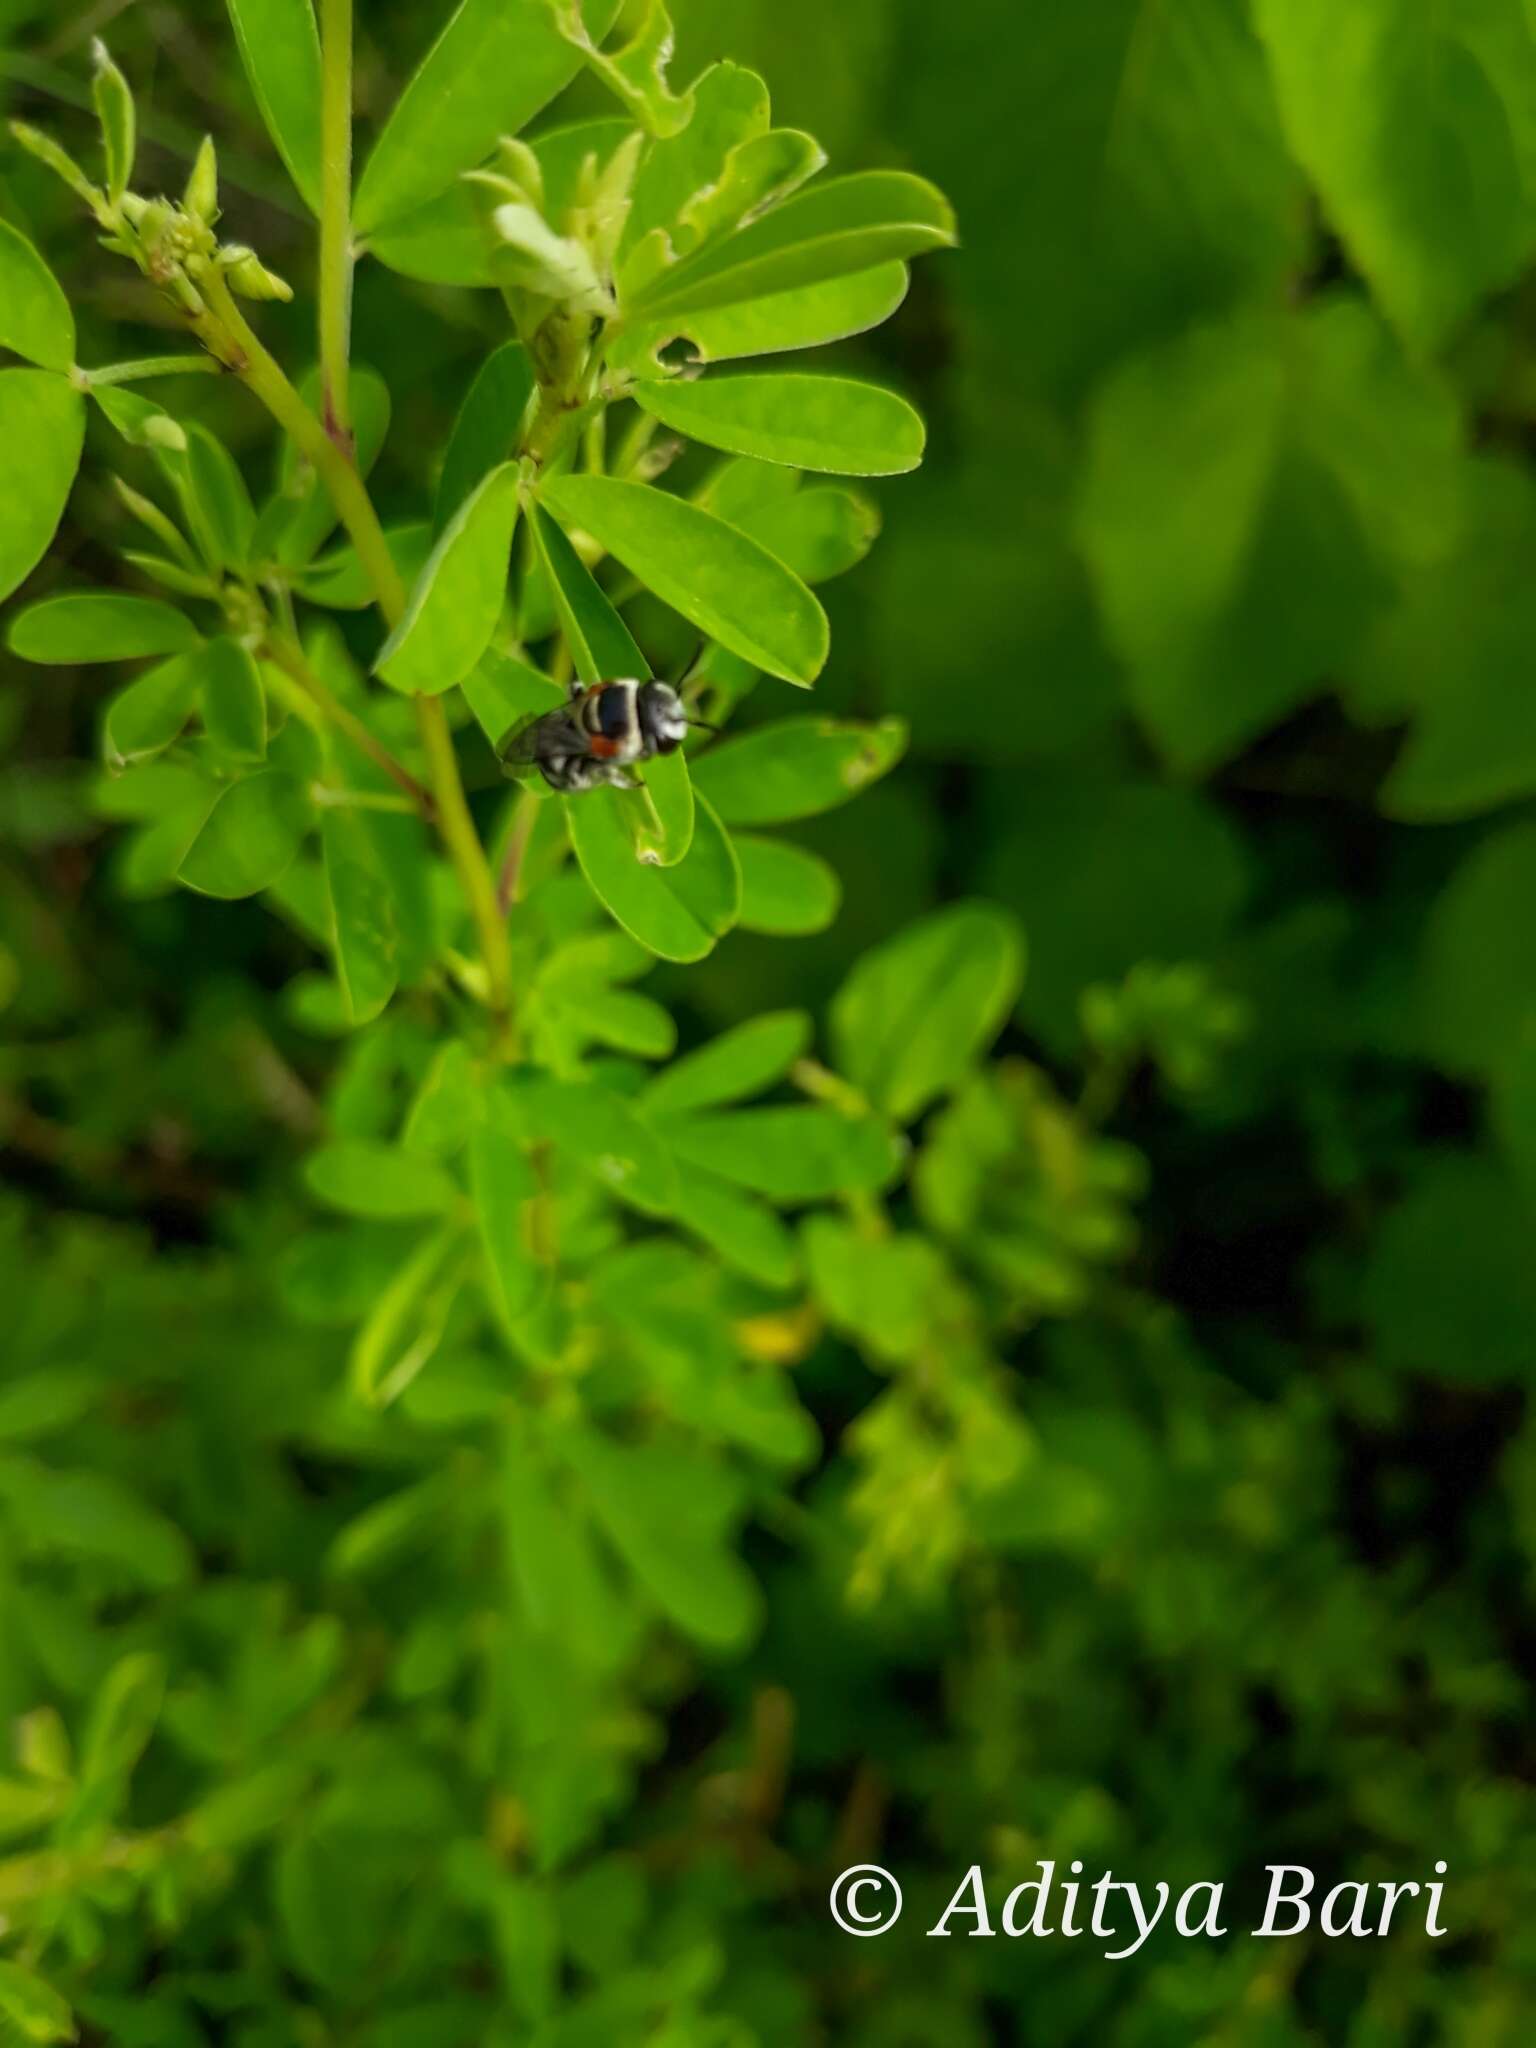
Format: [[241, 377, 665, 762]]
[[2, 1, 1536, 2044]]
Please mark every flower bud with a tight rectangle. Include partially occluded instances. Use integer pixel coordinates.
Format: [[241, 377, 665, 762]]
[[184, 135, 219, 226], [218, 244, 293, 301]]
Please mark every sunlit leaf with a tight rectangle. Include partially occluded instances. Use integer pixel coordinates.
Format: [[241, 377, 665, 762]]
[[377, 464, 519, 694], [633, 372, 924, 475], [226, 0, 323, 211], [692, 716, 905, 823], [0, 371, 85, 604], [0, 220, 74, 371]]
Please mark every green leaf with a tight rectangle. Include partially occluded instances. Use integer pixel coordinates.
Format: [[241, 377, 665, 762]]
[[504, 1074, 677, 1216], [1076, 299, 1463, 771], [565, 1429, 760, 1648], [735, 832, 840, 934], [634, 372, 924, 476], [90, 383, 185, 452], [527, 501, 647, 685], [633, 748, 693, 867], [692, 716, 905, 824], [469, 1125, 542, 1327], [462, 647, 563, 751], [831, 903, 1025, 1121], [226, 0, 323, 211], [102, 651, 202, 767], [627, 170, 955, 320], [1362, 1155, 1536, 1383], [555, 0, 693, 138], [0, 1959, 76, 2044], [0, 220, 74, 371], [178, 769, 311, 898], [353, 0, 622, 236], [671, 1161, 798, 1289], [435, 342, 535, 532], [161, 422, 257, 575], [1417, 822, 1536, 1079], [541, 474, 827, 685], [732, 485, 879, 585], [323, 808, 397, 1024], [661, 1104, 900, 1202], [9, 592, 199, 663], [622, 61, 769, 255], [81, 1650, 163, 1790], [642, 1010, 810, 1114], [200, 637, 266, 760], [296, 522, 433, 610], [306, 1139, 457, 1219], [377, 464, 519, 695], [1347, 458, 1536, 820], [91, 39, 135, 206], [349, 1225, 462, 1404], [0, 1460, 192, 1588], [1254, 0, 1536, 350], [568, 784, 739, 961], [0, 370, 85, 603], [624, 262, 909, 366]]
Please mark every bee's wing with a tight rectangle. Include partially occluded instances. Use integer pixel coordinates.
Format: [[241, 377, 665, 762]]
[[495, 712, 546, 766]]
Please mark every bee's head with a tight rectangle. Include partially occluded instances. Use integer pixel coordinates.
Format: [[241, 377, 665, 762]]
[[635, 681, 689, 755]]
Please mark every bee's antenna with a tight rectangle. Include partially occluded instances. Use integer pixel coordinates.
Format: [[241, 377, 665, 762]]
[[685, 716, 720, 734], [678, 638, 709, 688]]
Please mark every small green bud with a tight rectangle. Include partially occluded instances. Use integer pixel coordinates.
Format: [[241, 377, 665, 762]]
[[91, 38, 136, 206], [489, 135, 545, 211], [218, 244, 293, 302], [184, 135, 219, 226]]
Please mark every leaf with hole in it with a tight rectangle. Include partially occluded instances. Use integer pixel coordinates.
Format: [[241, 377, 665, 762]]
[[9, 592, 199, 664], [0, 220, 74, 371], [641, 1010, 810, 1115], [831, 902, 1025, 1122], [323, 808, 397, 1025], [354, 0, 622, 236], [377, 465, 519, 694], [622, 61, 769, 256], [568, 784, 737, 961], [527, 502, 646, 686], [226, 0, 322, 211], [622, 262, 910, 370], [178, 768, 311, 898], [692, 716, 906, 824], [541, 474, 826, 685], [435, 343, 534, 533], [634, 372, 924, 476], [200, 637, 266, 761], [0, 371, 85, 604], [628, 170, 955, 321], [102, 652, 202, 767], [735, 832, 841, 934]]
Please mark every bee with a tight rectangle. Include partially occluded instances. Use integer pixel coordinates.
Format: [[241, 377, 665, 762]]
[[497, 676, 710, 794]]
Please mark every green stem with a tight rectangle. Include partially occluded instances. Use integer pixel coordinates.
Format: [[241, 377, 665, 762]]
[[85, 355, 224, 386], [418, 696, 515, 1029], [317, 0, 354, 441], [200, 269, 514, 1030], [265, 632, 433, 814]]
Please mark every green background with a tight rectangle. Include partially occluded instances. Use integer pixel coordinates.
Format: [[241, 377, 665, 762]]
[[4, 0, 1536, 2041]]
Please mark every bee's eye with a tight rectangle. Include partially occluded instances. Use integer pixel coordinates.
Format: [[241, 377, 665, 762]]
[[597, 690, 634, 740]]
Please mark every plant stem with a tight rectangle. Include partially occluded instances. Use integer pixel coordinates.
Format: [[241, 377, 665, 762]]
[[317, 0, 353, 442], [418, 696, 515, 1026], [200, 267, 406, 618], [198, 270, 513, 1031], [264, 633, 434, 814], [86, 355, 224, 386], [497, 788, 540, 913]]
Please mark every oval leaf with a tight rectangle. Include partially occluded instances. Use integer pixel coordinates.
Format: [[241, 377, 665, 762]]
[[0, 371, 85, 603], [226, 0, 323, 211], [628, 261, 909, 366], [354, 0, 621, 236], [568, 784, 738, 961], [527, 500, 647, 685], [435, 342, 535, 533], [642, 1010, 811, 1115], [103, 650, 202, 766], [200, 636, 267, 760], [541, 474, 827, 685], [9, 592, 199, 664], [634, 372, 924, 476], [323, 808, 397, 1023], [178, 769, 311, 898], [629, 170, 956, 321], [0, 220, 74, 371], [735, 832, 841, 934], [692, 716, 906, 824], [830, 902, 1026, 1122], [377, 464, 519, 695], [307, 1139, 456, 1219]]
